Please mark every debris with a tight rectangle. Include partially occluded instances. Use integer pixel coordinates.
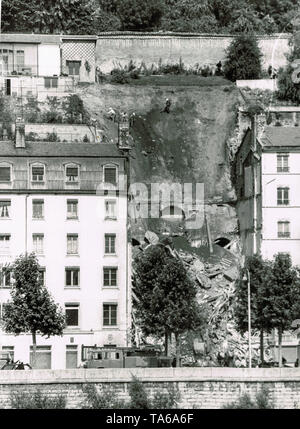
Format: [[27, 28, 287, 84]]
[[145, 230, 159, 245]]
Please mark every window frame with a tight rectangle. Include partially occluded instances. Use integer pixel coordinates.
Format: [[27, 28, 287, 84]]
[[66, 60, 81, 76], [31, 163, 45, 183], [105, 199, 117, 220], [277, 187, 289, 206], [103, 164, 118, 188], [0, 234, 11, 255], [65, 267, 80, 288], [277, 153, 289, 173], [105, 234, 116, 255], [32, 233, 44, 255], [0, 199, 11, 219], [67, 234, 79, 255], [0, 269, 11, 289], [277, 220, 290, 238], [103, 303, 117, 327], [103, 267, 118, 287], [0, 162, 12, 183], [32, 199, 44, 220], [67, 199, 78, 220], [65, 303, 79, 328], [65, 163, 80, 184]]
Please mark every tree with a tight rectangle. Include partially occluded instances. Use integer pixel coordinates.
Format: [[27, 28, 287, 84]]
[[2, 253, 66, 368], [277, 32, 300, 105], [2, 0, 94, 34], [133, 245, 205, 366], [223, 34, 263, 81], [114, 0, 164, 31], [234, 255, 274, 364], [266, 253, 300, 367]]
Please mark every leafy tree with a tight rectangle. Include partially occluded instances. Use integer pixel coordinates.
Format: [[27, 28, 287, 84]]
[[2, 0, 94, 34], [234, 255, 274, 364], [115, 0, 164, 31], [277, 32, 300, 105], [223, 34, 262, 81], [266, 253, 300, 367], [133, 245, 205, 366], [2, 253, 66, 368]]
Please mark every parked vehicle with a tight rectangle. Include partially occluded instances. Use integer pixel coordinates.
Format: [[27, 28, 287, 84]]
[[81, 345, 173, 369], [0, 353, 32, 370]]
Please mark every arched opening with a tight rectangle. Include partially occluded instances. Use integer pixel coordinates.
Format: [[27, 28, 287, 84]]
[[214, 237, 231, 248]]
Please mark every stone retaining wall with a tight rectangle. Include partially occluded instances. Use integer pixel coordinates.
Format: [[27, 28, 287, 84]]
[[1, 368, 300, 409]]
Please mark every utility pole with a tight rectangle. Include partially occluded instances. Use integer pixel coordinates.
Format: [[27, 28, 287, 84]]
[[243, 269, 252, 368]]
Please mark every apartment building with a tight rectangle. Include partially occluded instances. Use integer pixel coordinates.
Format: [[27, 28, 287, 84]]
[[235, 119, 300, 364], [0, 138, 131, 369]]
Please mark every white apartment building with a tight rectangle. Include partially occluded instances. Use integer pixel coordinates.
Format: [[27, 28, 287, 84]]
[[0, 140, 131, 369], [236, 124, 300, 266]]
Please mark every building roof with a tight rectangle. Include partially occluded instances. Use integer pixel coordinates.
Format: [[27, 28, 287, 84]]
[[0, 142, 125, 158], [0, 34, 97, 44], [0, 34, 62, 44], [261, 126, 300, 148]]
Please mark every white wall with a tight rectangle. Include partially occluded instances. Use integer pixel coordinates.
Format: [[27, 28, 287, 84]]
[[261, 152, 300, 266], [0, 194, 130, 369], [38, 44, 60, 77]]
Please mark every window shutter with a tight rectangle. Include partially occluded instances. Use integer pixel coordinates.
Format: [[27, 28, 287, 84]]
[[32, 166, 44, 176]]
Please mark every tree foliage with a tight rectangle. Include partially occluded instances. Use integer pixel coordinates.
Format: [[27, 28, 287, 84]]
[[223, 34, 262, 81], [2, 0, 299, 34], [133, 245, 206, 361], [2, 253, 65, 367]]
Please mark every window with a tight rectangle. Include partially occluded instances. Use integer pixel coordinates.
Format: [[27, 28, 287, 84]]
[[105, 200, 116, 219], [66, 345, 78, 369], [103, 267, 117, 287], [33, 234, 44, 255], [31, 164, 45, 182], [16, 50, 24, 68], [105, 234, 116, 254], [44, 77, 58, 88], [67, 60, 81, 76], [65, 304, 79, 327], [65, 268, 80, 287], [104, 165, 117, 186], [278, 221, 290, 238], [0, 234, 10, 255], [30, 346, 51, 369], [67, 200, 78, 219], [0, 269, 11, 288], [277, 154, 289, 172], [38, 268, 45, 286], [277, 187, 289, 205], [32, 200, 44, 219], [1, 345, 14, 362], [0, 165, 11, 182], [103, 304, 117, 326], [0, 303, 8, 321], [0, 200, 11, 218], [65, 164, 79, 183], [67, 234, 78, 255]]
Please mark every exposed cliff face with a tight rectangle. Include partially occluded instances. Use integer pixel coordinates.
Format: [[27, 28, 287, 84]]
[[80, 83, 239, 200]]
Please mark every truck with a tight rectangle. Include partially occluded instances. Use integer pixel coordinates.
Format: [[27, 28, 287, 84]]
[[81, 345, 173, 369]]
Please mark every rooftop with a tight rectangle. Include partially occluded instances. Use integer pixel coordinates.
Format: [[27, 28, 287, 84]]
[[261, 126, 300, 148], [0, 34, 97, 44], [0, 142, 125, 158]]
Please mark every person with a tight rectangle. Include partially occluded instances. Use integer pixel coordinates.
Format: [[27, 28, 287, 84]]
[[161, 98, 171, 114], [295, 358, 299, 367]]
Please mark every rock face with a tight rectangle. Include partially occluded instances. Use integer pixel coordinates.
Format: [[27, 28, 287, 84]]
[[80, 83, 240, 243]]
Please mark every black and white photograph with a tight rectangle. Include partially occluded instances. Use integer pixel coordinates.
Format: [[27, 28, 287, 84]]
[[0, 0, 300, 414]]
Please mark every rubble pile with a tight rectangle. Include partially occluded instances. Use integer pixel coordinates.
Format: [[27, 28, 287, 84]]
[[132, 231, 271, 367]]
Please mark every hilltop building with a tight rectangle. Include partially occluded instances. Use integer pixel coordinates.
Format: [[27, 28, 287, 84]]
[[0, 135, 131, 369]]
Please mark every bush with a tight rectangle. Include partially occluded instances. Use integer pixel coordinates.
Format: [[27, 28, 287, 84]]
[[223, 34, 262, 82], [128, 376, 150, 409], [223, 387, 274, 409], [110, 69, 130, 84], [10, 390, 66, 409], [81, 384, 127, 409]]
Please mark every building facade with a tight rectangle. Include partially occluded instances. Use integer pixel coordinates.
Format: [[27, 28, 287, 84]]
[[0, 140, 131, 369]]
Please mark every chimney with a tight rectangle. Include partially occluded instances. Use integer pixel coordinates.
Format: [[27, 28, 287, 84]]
[[15, 117, 25, 148]]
